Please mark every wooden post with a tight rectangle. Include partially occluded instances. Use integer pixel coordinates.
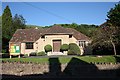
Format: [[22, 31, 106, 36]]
[[10, 55, 12, 59], [18, 54, 20, 58]]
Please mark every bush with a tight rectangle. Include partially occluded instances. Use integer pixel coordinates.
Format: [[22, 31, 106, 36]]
[[67, 50, 76, 55], [2, 53, 9, 58], [44, 44, 52, 52], [22, 54, 29, 58], [1, 49, 7, 53], [60, 44, 69, 51], [37, 51, 46, 56], [30, 52, 37, 56], [69, 43, 81, 55]]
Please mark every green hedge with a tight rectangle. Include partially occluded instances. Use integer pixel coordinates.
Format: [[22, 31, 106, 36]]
[[67, 50, 76, 55], [44, 45, 52, 52], [60, 44, 69, 51], [69, 43, 81, 55], [37, 51, 46, 56]]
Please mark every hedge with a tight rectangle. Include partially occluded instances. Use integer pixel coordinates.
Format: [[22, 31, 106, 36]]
[[37, 51, 46, 56], [44, 44, 52, 52], [69, 43, 81, 55], [60, 44, 69, 51]]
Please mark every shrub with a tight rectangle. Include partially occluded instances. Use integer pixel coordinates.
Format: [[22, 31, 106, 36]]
[[44, 44, 52, 52], [60, 44, 69, 51], [30, 52, 37, 56], [37, 51, 46, 56], [23, 54, 29, 58], [69, 43, 81, 55], [2, 53, 9, 58], [1, 49, 7, 53], [67, 50, 76, 55]]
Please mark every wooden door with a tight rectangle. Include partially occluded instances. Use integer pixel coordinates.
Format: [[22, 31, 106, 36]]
[[53, 40, 61, 52]]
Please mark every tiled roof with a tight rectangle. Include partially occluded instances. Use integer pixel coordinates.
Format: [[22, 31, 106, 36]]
[[9, 25, 90, 42], [67, 28, 90, 41], [44, 25, 72, 34]]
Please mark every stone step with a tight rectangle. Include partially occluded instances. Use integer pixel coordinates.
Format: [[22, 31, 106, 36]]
[[47, 52, 67, 56]]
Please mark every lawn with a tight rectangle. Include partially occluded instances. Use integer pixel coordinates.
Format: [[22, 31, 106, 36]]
[[1, 55, 120, 64]]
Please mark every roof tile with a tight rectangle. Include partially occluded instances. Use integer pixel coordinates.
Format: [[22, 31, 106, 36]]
[[9, 25, 90, 42]]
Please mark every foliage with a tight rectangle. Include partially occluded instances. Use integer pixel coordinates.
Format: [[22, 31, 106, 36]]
[[2, 6, 13, 53], [2, 6, 26, 53], [2, 5, 13, 39], [30, 52, 37, 56], [0, 16, 1, 43], [60, 44, 69, 51], [2, 53, 9, 58], [1, 49, 7, 53], [44, 45, 52, 52], [37, 51, 46, 56], [107, 3, 120, 27], [92, 3, 120, 55], [12, 14, 26, 35], [76, 24, 98, 37], [59, 23, 98, 38], [67, 50, 76, 55], [69, 43, 81, 55]]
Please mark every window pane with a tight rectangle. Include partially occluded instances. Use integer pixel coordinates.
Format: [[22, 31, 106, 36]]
[[26, 42, 33, 49]]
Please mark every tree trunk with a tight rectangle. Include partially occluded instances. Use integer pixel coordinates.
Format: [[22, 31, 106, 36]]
[[111, 41, 117, 55]]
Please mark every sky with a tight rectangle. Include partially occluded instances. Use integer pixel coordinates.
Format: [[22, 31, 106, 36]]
[[2, 2, 118, 26]]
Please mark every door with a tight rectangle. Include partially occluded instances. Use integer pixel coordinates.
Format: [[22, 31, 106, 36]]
[[53, 40, 61, 52]]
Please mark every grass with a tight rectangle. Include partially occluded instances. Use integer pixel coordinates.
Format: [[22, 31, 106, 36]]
[[1, 55, 120, 64]]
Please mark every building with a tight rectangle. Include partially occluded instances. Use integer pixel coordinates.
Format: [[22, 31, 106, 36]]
[[9, 25, 91, 57]]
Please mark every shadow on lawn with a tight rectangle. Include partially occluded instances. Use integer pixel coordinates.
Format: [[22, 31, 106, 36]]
[[2, 57, 120, 80]]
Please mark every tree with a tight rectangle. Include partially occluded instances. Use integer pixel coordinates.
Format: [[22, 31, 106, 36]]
[[2, 5, 13, 52], [2, 5, 13, 39], [12, 14, 26, 35], [106, 3, 120, 55], [107, 3, 120, 27], [2, 6, 26, 53], [92, 3, 120, 55]]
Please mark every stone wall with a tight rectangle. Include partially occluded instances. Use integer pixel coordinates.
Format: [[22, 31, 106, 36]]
[[1, 62, 120, 78]]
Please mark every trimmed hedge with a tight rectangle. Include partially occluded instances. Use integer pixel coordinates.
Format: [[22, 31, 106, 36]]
[[68, 43, 81, 55], [67, 50, 76, 55], [44, 45, 52, 52], [60, 44, 69, 51], [37, 51, 46, 56], [30, 52, 37, 56]]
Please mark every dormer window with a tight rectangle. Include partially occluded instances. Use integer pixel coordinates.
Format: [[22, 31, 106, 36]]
[[41, 35, 45, 38], [69, 35, 72, 38]]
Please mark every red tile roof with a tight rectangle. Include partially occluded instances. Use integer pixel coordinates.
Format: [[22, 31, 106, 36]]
[[9, 25, 90, 42]]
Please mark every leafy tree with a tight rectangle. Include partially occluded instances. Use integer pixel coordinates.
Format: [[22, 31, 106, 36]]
[[12, 14, 26, 35], [107, 2, 120, 44], [107, 3, 120, 27], [2, 6, 26, 53], [92, 3, 120, 55], [76, 24, 98, 37], [106, 3, 120, 55]]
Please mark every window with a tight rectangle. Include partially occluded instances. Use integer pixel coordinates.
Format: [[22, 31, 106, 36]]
[[79, 41, 86, 47], [26, 42, 34, 49], [41, 35, 45, 38], [69, 35, 72, 38]]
